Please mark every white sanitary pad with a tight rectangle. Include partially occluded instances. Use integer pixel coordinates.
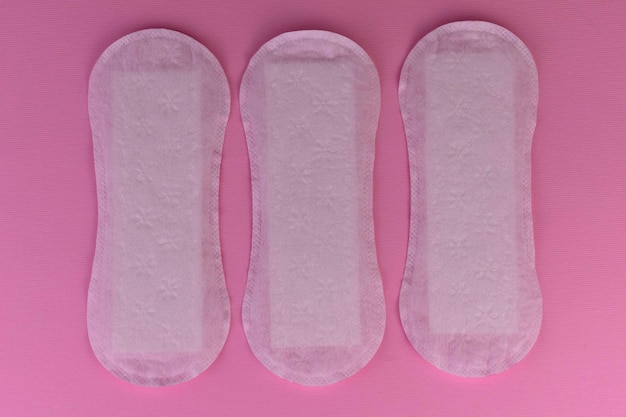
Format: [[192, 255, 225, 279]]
[[399, 21, 543, 377], [241, 30, 385, 385], [87, 29, 230, 385]]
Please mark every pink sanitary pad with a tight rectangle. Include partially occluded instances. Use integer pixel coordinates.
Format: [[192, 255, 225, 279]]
[[87, 29, 230, 385], [399, 21, 543, 377], [240, 30, 385, 385]]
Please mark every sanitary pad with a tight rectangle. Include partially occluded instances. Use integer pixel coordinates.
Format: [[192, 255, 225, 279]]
[[399, 22, 543, 377], [240, 30, 385, 385], [87, 29, 230, 385]]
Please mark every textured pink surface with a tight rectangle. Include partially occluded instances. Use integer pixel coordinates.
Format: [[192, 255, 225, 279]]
[[2, 0, 626, 415]]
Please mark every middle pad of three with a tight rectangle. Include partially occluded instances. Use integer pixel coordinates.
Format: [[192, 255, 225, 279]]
[[241, 31, 386, 385]]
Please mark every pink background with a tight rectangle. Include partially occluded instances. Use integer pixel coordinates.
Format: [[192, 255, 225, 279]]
[[1, 0, 625, 415]]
